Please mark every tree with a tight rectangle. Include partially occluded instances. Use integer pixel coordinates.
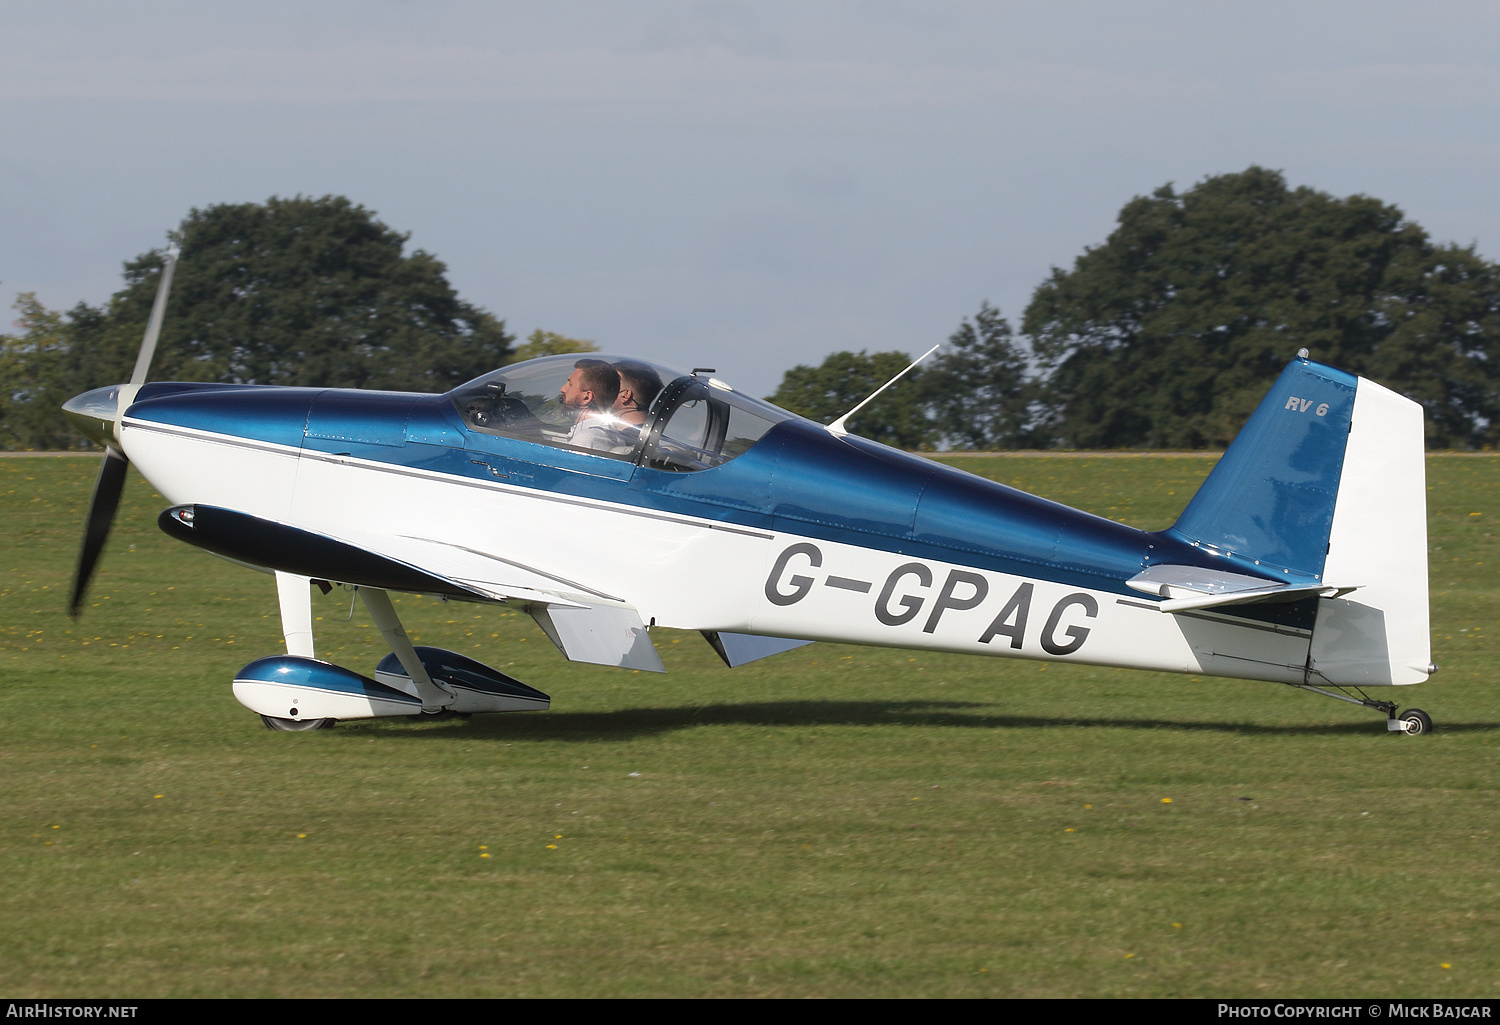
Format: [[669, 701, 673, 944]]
[[510, 329, 599, 362], [922, 302, 1043, 449], [0, 293, 82, 450], [767, 350, 935, 449], [1025, 167, 1500, 448], [71, 195, 513, 394]]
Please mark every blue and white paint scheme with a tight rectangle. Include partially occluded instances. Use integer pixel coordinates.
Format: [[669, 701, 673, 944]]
[[64, 340, 1436, 734]]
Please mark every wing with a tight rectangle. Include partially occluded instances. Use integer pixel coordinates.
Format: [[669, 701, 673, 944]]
[[158, 504, 665, 672]]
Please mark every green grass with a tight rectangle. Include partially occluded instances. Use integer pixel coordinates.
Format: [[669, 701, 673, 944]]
[[1, 453, 1495, 997]]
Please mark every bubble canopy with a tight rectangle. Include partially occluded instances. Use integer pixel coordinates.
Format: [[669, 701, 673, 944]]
[[446, 353, 796, 472]]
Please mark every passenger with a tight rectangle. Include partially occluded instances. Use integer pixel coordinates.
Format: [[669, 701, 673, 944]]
[[559, 358, 630, 452], [613, 361, 665, 427]]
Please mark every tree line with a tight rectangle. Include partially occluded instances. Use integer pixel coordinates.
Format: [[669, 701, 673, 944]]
[[773, 167, 1500, 450], [5, 168, 1498, 451], [0, 196, 513, 450]]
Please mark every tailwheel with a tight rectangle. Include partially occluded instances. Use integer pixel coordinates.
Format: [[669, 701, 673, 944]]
[[261, 715, 334, 731], [1398, 708, 1433, 735]]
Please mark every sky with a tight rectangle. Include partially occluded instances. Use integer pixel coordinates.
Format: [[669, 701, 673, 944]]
[[2, 1, 1497, 395]]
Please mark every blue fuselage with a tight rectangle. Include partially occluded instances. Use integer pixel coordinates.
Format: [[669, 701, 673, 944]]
[[128, 380, 1267, 601]]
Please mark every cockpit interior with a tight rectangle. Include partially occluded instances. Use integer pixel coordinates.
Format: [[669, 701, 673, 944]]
[[448, 354, 794, 472]]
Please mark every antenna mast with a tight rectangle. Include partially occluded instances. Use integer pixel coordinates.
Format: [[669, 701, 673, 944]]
[[827, 344, 940, 437]]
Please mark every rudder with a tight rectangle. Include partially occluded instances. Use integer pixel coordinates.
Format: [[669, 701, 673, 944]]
[[1309, 376, 1432, 685]]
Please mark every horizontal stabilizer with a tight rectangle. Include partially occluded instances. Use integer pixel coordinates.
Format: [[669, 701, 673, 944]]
[[702, 631, 814, 668], [531, 604, 666, 673], [1128, 564, 1356, 612], [1128, 564, 1288, 599], [1158, 583, 1355, 614], [1128, 564, 1357, 612]]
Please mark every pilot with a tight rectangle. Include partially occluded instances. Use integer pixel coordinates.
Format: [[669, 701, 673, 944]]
[[613, 361, 664, 427], [559, 358, 631, 451]]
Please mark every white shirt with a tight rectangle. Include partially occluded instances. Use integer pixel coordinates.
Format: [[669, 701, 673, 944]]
[[567, 413, 637, 454]]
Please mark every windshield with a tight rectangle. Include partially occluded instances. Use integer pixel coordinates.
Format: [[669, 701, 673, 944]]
[[448, 353, 794, 469]]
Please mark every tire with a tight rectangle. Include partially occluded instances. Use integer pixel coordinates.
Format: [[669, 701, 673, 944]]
[[418, 709, 471, 722], [261, 715, 333, 731], [1399, 709, 1433, 735]]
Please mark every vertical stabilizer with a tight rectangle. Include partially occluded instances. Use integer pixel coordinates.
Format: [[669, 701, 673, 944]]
[[1168, 358, 1357, 579]]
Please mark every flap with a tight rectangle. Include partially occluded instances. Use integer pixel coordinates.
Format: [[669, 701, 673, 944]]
[[530, 605, 666, 673]]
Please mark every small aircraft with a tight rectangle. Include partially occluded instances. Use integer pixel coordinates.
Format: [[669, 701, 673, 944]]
[[62, 249, 1437, 734]]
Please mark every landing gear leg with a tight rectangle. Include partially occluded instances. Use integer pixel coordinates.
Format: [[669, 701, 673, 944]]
[[275, 571, 316, 658], [258, 572, 335, 730], [358, 587, 455, 713], [1285, 682, 1434, 735]]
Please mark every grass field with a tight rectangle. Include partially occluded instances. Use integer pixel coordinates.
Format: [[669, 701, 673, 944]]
[[1, 453, 1495, 998]]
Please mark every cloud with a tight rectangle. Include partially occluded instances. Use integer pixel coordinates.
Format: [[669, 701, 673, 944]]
[[1267, 64, 1500, 107], [0, 43, 1215, 113]]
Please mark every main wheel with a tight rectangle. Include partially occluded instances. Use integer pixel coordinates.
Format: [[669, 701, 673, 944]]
[[417, 709, 471, 722], [261, 715, 333, 731], [1399, 709, 1433, 735]]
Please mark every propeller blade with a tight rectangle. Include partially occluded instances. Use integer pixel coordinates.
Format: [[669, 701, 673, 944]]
[[67, 243, 180, 617], [130, 244, 179, 388], [69, 445, 129, 617]]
